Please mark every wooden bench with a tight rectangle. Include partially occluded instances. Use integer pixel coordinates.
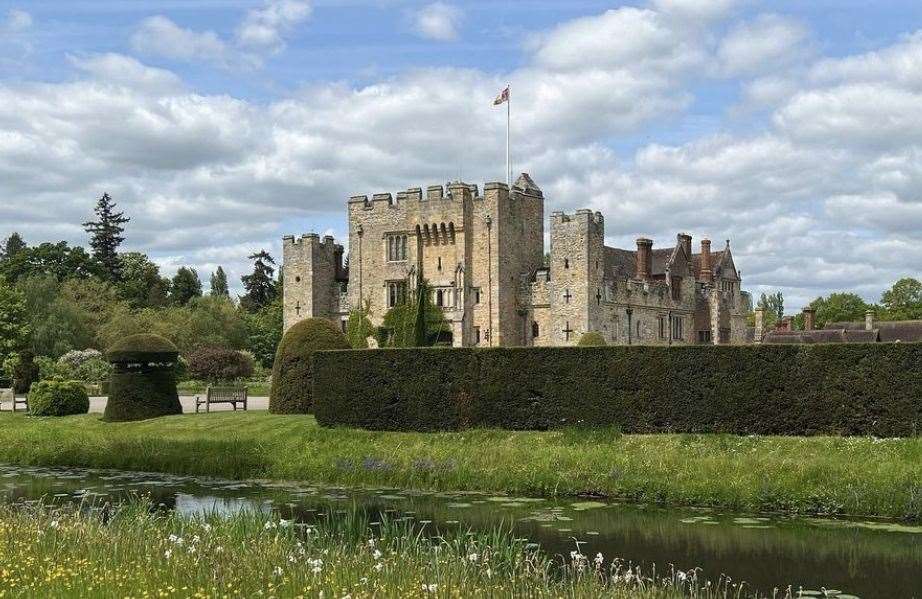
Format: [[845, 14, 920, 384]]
[[195, 386, 247, 413]]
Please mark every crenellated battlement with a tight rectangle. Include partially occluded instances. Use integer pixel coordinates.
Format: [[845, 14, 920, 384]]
[[346, 180, 519, 212], [550, 209, 604, 226]]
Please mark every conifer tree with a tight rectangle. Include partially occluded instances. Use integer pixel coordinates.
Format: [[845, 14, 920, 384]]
[[170, 267, 203, 305], [0, 233, 27, 263], [210, 266, 230, 297], [82, 193, 130, 281], [240, 251, 277, 312]]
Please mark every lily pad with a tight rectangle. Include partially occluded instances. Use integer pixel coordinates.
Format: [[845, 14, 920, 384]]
[[571, 501, 607, 510]]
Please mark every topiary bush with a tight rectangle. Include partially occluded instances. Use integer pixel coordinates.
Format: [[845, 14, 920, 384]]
[[28, 380, 89, 416], [270, 318, 350, 414], [577, 332, 607, 347], [12, 351, 39, 395], [104, 334, 182, 422], [186, 346, 254, 382]]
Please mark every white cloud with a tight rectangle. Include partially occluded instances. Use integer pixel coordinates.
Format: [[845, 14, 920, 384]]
[[69, 53, 183, 94], [235, 0, 311, 52], [717, 14, 811, 76], [131, 16, 234, 67], [413, 2, 463, 42], [1, 8, 31, 33]]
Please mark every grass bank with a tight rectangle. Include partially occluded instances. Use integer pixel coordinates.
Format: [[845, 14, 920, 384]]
[[0, 412, 920, 520], [0, 500, 770, 599]]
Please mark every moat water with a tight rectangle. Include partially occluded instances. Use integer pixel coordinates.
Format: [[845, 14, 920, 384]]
[[2, 464, 920, 597]]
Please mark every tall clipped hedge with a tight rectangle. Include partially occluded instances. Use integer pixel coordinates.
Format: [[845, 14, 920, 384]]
[[313, 343, 922, 437], [270, 318, 350, 414], [104, 333, 182, 422]]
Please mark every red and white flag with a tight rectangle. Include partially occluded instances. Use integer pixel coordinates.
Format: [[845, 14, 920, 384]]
[[493, 86, 509, 106]]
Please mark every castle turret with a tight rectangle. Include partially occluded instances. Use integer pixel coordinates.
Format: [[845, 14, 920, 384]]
[[282, 233, 346, 332], [549, 209, 605, 345]]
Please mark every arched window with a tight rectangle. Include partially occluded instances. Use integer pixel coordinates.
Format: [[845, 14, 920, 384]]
[[532, 321, 540, 338]]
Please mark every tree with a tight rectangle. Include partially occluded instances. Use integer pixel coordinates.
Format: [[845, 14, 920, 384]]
[[802, 292, 871, 329], [117, 252, 170, 309], [0, 276, 29, 366], [377, 281, 449, 347], [0, 233, 27, 263], [17, 275, 94, 358], [170, 267, 203, 306], [345, 301, 375, 349], [210, 266, 229, 297], [881, 277, 922, 321], [243, 299, 283, 368], [83, 192, 130, 281], [757, 291, 784, 329], [240, 251, 278, 312], [0, 241, 100, 283]]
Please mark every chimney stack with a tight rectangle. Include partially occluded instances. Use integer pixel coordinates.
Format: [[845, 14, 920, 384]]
[[754, 308, 765, 342], [865, 309, 875, 331], [699, 239, 713, 282], [678, 233, 692, 260], [635, 238, 653, 280], [803, 307, 815, 331]]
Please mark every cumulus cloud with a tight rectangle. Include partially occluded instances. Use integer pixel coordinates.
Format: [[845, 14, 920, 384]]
[[236, 0, 311, 52], [1, 8, 31, 33], [413, 3, 463, 42], [717, 14, 811, 76], [2, 6, 922, 307], [131, 16, 235, 67]]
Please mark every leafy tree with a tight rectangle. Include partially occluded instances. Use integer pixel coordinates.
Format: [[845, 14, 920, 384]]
[[802, 292, 871, 329], [210, 266, 229, 297], [757, 291, 784, 329], [170, 267, 203, 306], [17, 275, 93, 358], [0, 276, 29, 366], [0, 233, 27, 263], [243, 299, 283, 368], [83, 192, 130, 281], [377, 281, 449, 347], [240, 251, 278, 312], [345, 301, 375, 349], [881, 277, 922, 321], [117, 252, 170, 309], [0, 242, 100, 283]]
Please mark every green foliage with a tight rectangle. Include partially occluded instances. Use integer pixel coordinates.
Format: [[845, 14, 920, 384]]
[[0, 241, 100, 284], [117, 252, 171, 309], [240, 251, 278, 312], [377, 283, 450, 347], [0, 233, 26, 263], [0, 276, 28, 366], [315, 344, 922, 437], [577, 331, 607, 346], [881, 277, 922, 321], [269, 318, 350, 414], [28, 380, 89, 416], [209, 266, 229, 297], [242, 299, 282, 368], [169, 267, 203, 306], [11, 351, 39, 395], [791, 292, 871, 330], [186, 346, 254, 382], [104, 333, 181, 422], [757, 291, 785, 329], [345, 303, 375, 349], [82, 192, 130, 281], [17, 275, 95, 358]]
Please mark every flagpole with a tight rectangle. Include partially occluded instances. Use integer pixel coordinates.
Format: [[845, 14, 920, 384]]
[[506, 86, 511, 187]]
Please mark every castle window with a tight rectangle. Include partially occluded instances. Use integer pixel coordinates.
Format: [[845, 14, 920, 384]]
[[387, 234, 407, 261], [341, 320, 347, 333], [658, 317, 666, 340], [473, 288, 481, 304], [474, 327, 481, 344], [295, 276, 301, 283], [387, 281, 407, 307], [698, 330, 712, 344], [438, 257, 442, 271], [436, 289, 444, 307], [671, 316, 684, 341], [671, 276, 682, 301], [532, 321, 540, 338], [563, 289, 572, 304], [564, 258, 569, 269], [636, 321, 641, 339]]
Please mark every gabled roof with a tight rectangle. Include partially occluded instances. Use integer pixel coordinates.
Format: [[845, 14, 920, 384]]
[[513, 173, 542, 197]]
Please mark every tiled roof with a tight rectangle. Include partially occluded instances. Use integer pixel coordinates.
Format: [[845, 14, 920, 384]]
[[603, 247, 636, 279], [763, 329, 879, 344], [825, 320, 922, 343], [691, 251, 725, 277]]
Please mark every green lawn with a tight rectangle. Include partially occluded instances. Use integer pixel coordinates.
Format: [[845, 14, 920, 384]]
[[0, 411, 920, 520]]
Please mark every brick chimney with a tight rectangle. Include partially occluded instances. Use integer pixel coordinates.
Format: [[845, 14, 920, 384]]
[[803, 307, 815, 331], [678, 233, 692, 260], [699, 239, 713, 282], [635, 238, 653, 280], [865, 309, 875, 331]]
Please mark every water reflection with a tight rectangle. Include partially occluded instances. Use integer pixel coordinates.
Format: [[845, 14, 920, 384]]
[[2, 464, 919, 597]]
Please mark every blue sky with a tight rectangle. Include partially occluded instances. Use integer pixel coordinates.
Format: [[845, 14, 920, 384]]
[[2, 0, 921, 308]]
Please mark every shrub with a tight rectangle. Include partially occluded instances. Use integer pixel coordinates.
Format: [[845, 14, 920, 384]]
[[186, 346, 254, 382], [11, 351, 39, 394], [28, 380, 89, 416], [314, 343, 922, 437], [104, 333, 182, 422], [269, 318, 350, 414], [577, 332, 607, 347]]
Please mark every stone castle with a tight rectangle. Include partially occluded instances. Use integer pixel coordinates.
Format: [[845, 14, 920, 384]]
[[283, 174, 751, 347]]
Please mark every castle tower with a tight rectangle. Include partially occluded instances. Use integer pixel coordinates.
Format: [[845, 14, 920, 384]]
[[282, 234, 346, 332], [548, 209, 605, 345]]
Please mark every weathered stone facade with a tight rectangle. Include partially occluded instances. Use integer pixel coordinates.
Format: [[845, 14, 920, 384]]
[[284, 173, 751, 346]]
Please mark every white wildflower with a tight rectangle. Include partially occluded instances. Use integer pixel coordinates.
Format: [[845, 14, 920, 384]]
[[164, 549, 172, 559], [373, 549, 382, 560], [273, 566, 283, 577], [279, 519, 293, 528], [422, 583, 437, 593], [374, 563, 383, 572], [467, 552, 479, 563]]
